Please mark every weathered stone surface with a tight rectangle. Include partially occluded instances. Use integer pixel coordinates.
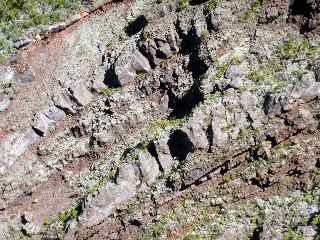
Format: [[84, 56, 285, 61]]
[[0, 129, 39, 173], [131, 51, 152, 73], [184, 110, 209, 149], [52, 92, 75, 114], [44, 105, 65, 122], [69, 82, 93, 106], [138, 151, 161, 185], [117, 163, 140, 186], [114, 50, 151, 86], [154, 135, 173, 174], [0, 97, 10, 112], [0, 66, 15, 84], [225, 65, 244, 80], [32, 112, 53, 136]]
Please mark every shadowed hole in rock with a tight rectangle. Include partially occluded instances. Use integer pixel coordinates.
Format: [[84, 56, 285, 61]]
[[316, 158, 320, 168], [168, 130, 194, 161], [166, 23, 207, 118], [250, 225, 263, 240], [289, 0, 312, 18], [206, 122, 213, 152], [104, 65, 121, 88], [179, 26, 208, 78], [147, 141, 165, 172], [251, 177, 271, 189], [168, 82, 204, 119], [189, 0, 210, 6], [288, 0, 314, 33], [125, 15, 148, 37]]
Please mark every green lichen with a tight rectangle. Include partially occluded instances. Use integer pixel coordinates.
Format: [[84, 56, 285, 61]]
[[207, 0, 219, 11], [276, 36, 320, 61], [178, 0, 189, 11], [243, 0, 263, 21], [283, 229, 304, 240], [0, 0, 85, 63]]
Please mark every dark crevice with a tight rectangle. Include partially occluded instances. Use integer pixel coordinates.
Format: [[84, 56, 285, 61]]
[[250, 225, 263, 240], [125, 15, 148, 37], [168, 130, 194, 162], [104, 65, 121, 88], [165, 23, 207, 119], [189, 0, 209, 5], [251, 177, 271, 189], [265, 135, 278, 147], [168, 82, 204, 119], [288, 0, 316, 33], [206, 123, 214, 153], [316, 158, 320, 168], [179, 26, 208, 78], [147, 141, 165, 172], [289, 0, 312, 18]]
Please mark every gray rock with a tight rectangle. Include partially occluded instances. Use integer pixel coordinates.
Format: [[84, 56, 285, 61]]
[[84, 181, 138, 226], [301, 82, 320, 98], [131, 51, 152, 73], [225, 65, 244, 80], [69, 82, 93, 106], [298, 226, 317, 240], [0, 97, 10, 112], [210, 104, 229, 146], [0, 221, 10, 240], [264, 93, 289, 116], [21, 212, 33, 223], [138, 151, 161, 185], [159, 43, 173, 59], [13, 37, 32, 49], [18, 67, 35, 83], [166, 26, 180, 53], [229, 77, 243, 89], [194, 18, 208, 39], [208, 13, 220, 31], [0, 129, 40, 172], [32, 112, 53, 136], [114, 50, 151, 86], [301, 71, 316, 87], [154, 136, 173, 174], [44, 105, 65, 122], [184, 111, 209, 149], [92, 67, 106, 92], [0, 66, 15, 84], [52, 92, 75, 114], [117, 163, 140, 186], [115, 63, 136, 86]]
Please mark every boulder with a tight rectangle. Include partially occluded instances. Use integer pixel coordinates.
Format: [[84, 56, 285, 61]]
[[32, 113, 53, 136], [184, 111, 209, 149], [69, 82, 93, 106], [131, 51, 152, 73], [0, 97, 10, 112], [117, 163, 140, 186], [138, 151, 161, 185], [154, 136, 173, 174], [53, 92, 75, 114], [114, 50, 151, 86]]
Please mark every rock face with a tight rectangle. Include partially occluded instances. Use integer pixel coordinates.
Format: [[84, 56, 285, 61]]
[[0, 0, 320, 240]]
